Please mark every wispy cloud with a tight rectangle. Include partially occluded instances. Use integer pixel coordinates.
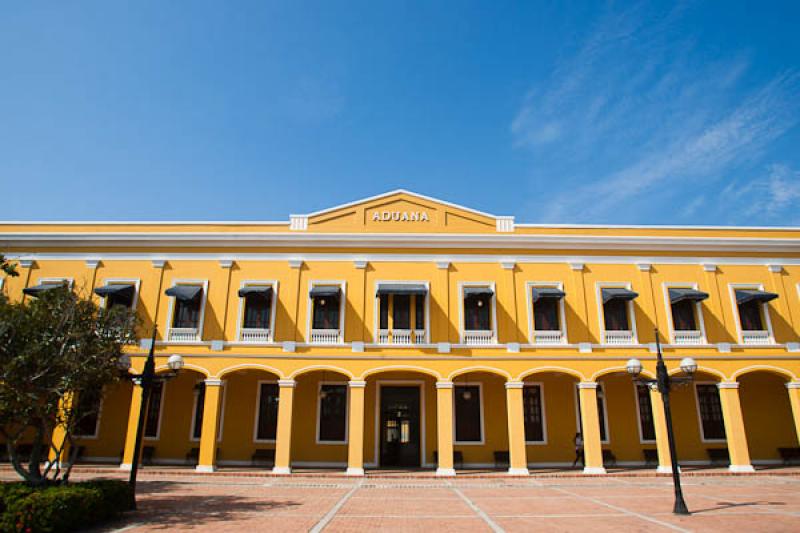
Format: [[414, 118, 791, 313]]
[[511, 4, 800, 224], [720, 164, 800, 224]]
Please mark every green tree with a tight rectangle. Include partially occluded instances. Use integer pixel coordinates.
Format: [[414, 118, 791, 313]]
[[1, 254, 18, 277], [0, 286, 138, 486]]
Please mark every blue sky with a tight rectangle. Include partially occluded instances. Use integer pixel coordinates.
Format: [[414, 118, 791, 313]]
[[1, 1, 799, 225]]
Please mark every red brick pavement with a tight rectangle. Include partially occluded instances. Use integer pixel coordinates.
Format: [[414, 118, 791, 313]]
[[2, 466, 800, 531]]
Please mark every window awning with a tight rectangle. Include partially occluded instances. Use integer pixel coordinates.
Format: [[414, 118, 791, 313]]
[[23, 283, 65, 297], [668, 288, 709, 304], [602, 288, 639, 304], [165, 285, 203, 302], [531, 287, 566, 303], [376, 283, 428, 296], [238, 286, 273, 298], [463, 287, 494, 297], [735, 289, 778, 305], [94, 284, 135, 299], [310, 286, 341, 298]]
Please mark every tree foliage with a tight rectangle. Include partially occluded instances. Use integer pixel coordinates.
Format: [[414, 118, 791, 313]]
[[0, 287, 138, 486], [1, 255, 18, 277]]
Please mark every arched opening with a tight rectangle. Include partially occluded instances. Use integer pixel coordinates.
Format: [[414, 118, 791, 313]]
[[520, 370, 580, 471], [363, 370, 437, 471], [738, 369, 798, 465], [291, 368, 351, 471], [667, 370, 724, 466], [215, 368, 282, 469]]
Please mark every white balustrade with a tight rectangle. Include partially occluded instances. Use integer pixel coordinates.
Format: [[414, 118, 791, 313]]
[[463, 330, 495, 345], [673, 330, 703, 345], [311, 329, 341, 344], [534, 330, 564, 344], [414, 330, 426, 344], [742, 330, 771, 345], [240, 328, 271, 343], [377, 329, 426, 345], [168, 327, 198, 342], [604, 330, 634, 345]]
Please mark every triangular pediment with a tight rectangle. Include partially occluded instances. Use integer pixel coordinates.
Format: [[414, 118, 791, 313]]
[[291, 190, 513, 233]]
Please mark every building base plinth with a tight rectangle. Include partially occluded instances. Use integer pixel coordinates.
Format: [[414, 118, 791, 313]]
[[656, 465, 680, 474], [729, 464, 756, 473], [195, 465, 216, 473], [435, 467, 456, 477], [119, 463, 132, 471], [272, 466, 292, 475], [345, 467, 365, 476], [582, 466, 607, 475], [507, 467, 529, 476]]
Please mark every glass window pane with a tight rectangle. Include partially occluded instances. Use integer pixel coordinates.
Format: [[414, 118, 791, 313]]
[[523, 385, 544, 442], [671, 300, 697, 331], [192, 382, 206, 440], [312, 295, 340, 329], [534, 298, 560, 331], [414, 294, 425, 330], [173, 293, 201, 328], [379, 294, 389, 329], [75, 390, 102, 437], [637, 385, 656, 441], [464, 294, 491, 331], [243, 294, 271, 329], [603, 299, 629, 331], [144, 382, 163, 438], [393, 294, 410, 329], [697, 384, 726, 440], [107, 290, 134, 310], [257, 383, 279, 441], [318, 385, 347, 442], [738, 301, 764, 330], [455, 385, 482, 442]]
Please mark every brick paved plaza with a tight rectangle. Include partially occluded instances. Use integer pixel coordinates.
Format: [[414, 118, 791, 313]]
[[4, 467, 800, 532]]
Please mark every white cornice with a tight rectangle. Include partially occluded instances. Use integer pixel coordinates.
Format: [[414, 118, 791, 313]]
[[2, 231, 799, 253]]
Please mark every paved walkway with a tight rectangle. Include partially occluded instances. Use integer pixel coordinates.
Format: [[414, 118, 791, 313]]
[[4, 467, 800, 531]]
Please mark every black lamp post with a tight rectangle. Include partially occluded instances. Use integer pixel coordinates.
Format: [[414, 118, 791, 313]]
[[118, 326, 184, 510], [625, 328, 696, 515]]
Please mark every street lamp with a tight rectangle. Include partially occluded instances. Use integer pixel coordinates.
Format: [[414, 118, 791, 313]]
[[119, 326, 184, 510], [626, 328, 696, 515]]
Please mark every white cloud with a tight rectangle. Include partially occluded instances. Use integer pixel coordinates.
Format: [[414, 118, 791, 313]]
[[722, 164, 800, 224]]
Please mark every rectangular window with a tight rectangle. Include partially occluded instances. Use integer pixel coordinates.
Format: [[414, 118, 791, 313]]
[[144, 381, 164, 438], [106, 286, 135, 310], [393, 294, 410, 329], [737, 300, 764, 331], [464, 294, 491, 331], [318, 384, 347, 442], [256, 383, 279, 441], [74, 390, 102, 438], [454, 385, 482, 442], [603, 299, 629, 331], [243, 293, 271, 329], [636, 385, 656, 441], [533, 298, 560, 331], [192, 382, 205, 440], [696, 384, 726, 440], [173, 293, 202, 328], [379, 294, 389, 329], [312, 295, 341, 329], [576, 384, 608, 442], [523, 385, 545, 442], [671, 300, 697, 331], [414, 294, 425, 330]]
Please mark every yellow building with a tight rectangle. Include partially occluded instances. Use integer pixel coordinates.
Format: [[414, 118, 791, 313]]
[[2, 190, 800, 476]]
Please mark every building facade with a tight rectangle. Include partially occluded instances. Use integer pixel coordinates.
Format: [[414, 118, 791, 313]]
[[2, 190, 800, 476]]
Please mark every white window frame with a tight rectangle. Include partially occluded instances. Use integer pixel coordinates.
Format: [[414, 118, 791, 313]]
[[596, 281, 638, 345], [662, 282, 707, 345], [73, 390, 104, 440], [574, 383, 610, 444], [165, 279, 209, 343], [235, 280, 278, 344], [458, 281, 498, 344], [728, 283, 775, 344], [453, 381, 485, 445], [143, 380, 166, 441], [316, 381, 349, 445], [523, 382, 548, 445], [98, 278, 141, 311], [253, 379, 279, 443], [693, 381, 727, 443], [526, 281, 568, 344], [189, 379, 226, 443], [633, 383, 656, 444], [306, 280, 347, 344], [373, 280, 431, 344]]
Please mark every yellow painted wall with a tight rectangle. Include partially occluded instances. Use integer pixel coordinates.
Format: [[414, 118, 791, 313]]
[[524, 372, 579, 463], [739, 372, 798, 460], [75, 381, 133, 460]]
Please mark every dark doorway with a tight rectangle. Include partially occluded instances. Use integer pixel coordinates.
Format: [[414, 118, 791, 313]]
[[379, 386, 421, 467]]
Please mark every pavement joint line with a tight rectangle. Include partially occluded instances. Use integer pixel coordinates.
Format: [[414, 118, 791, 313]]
[[309, 477, 363, 533], [447, 480, 505, 533], [554, 486, 691, 533], [109, 523, 144, 533]]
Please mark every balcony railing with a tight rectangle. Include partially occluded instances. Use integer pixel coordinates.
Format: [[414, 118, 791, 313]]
[[463, 330, 495, 345], [742, 330, 771, 345], [310, 329, 342, 344], [533, 330, 564, 344], [378, 329, 427, 345], [240, 328, 271, 343], [604, 330, 634, 345], [168, 327, 199, 342], [673, 330, 703, 345]]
